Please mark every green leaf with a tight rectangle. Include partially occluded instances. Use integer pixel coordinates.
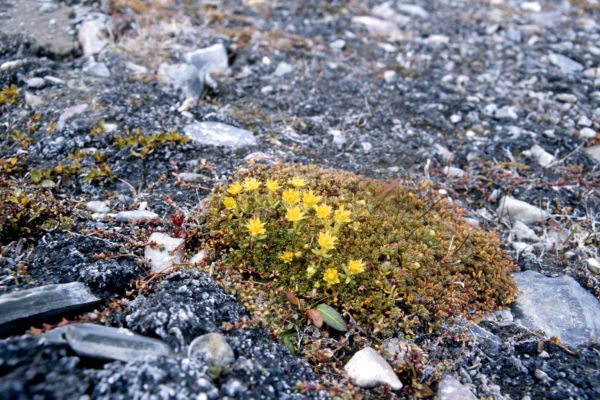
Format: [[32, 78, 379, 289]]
[[31, 169, 42, 183], [40, 179, 55, 188], [316, 304, 347, 332], [280, 330, 297, 354]]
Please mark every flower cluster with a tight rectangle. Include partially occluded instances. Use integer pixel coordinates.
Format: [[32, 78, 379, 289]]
[[218, 175, 366, 289]]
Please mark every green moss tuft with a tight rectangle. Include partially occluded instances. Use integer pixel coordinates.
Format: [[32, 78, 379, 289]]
[[200, 164, 515, 337]]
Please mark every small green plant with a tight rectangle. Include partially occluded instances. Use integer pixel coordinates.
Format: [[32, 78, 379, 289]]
[[201, 164, 516, 338], [113, 129, 188, 158], [0, 179, 73, 244]]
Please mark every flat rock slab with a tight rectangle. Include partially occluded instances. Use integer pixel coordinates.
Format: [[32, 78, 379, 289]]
[[184, 121, 256, 148], [64, 323, 173, 362], [0, 0, 77, 57], [0, 283, 100, 337], [513, 271, 600, 347]]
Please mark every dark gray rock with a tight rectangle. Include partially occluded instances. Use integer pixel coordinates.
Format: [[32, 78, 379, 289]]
[[513, 271, 600, 347], [0, 282, 100, 337], [64, 323, 172, 362]]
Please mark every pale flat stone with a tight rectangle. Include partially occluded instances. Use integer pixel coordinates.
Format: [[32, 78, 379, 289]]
[[511, 221, 539, 241], [351, 16, 402, 38], [86, 200, 110, 213], [513, 271, 600, 347], [530, 144, 555, 167], [185, 44, 229, 75], [144, 232, 184, 273], [78, 15, 111, 57], [497, 196, 550, 224], [114, 210, 159, 224], [188, 332, 235, 368], [438, 374, 477, 400], [65, 323, 172, 362], [548, 53, 584, 74], [57, 104, 88, 130], [344, 347, 403, 391], [190, 250, 207, 265], [184, 121, 256, 148], [584, 145, 600, 162]]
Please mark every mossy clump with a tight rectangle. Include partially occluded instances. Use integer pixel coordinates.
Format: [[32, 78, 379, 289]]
[[0, 178, 73, 244], [200, 164, 515, 337]]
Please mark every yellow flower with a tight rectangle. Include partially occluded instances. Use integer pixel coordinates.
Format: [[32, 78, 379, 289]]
[[289, 176, 307, 188], [317, 230, 337, 251], [227, 182, 242, 196], [314, 203, 332, 219], [285, 206, 304, 222], [266, 179, 280, 192], [334, 205, 352, 223], [223, 196, 237, 210], [246, 216, 266, 236], [302, 191, 321, 208], [348, 259, 365, 275], [243, 177, 261, 192], [282, 189, 301, 205], [323, 268, 340, 285], [279, 251, 294, 264], [306, 264, 317, 277]]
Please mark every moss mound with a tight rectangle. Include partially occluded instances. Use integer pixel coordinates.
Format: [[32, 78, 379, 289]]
[[200, 164, 515, 337]]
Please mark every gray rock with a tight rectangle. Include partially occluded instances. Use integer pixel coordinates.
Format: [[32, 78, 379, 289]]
[[188, 332, 235, 368], [177, 172, 206, 183], [443, 166, 466, 178], [579, 128, 596, 138], [184, 121, 256, 148], [344, 347, 403, 390], [548, 53, 584, 74], [494, 106, 519, 121], [555, 93, 577, 103], [1, 60, 26, 71], [511, 220, 539, 241], [0, 282, 100, 337], [351, 16, 402, 39], [185, 44, 229, 75], [396, 3, 429, 18], [468, 324, 502, 355], [0, 0, 77, 57], [26, 77, 45, 89], [158, 63, 204, 99], [438, 374, 477, 400], [83, 61, 110, 78], [382, 338, 410, 366], [114, 210, 159, 224], [513, 270, 600, 347], [273, 62, 294, 77], [78, 15, 111, 57], [497, 196, 550, 224], [577, 116, 592, 127], [65, 323, 172, 361], [144, 232, 184, 273], [587, 258, 600, 274], [529, 144, 555, 167], [584, 144, 600, 163]]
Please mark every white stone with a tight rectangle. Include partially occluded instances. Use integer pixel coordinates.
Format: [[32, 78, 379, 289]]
[[555, 93, 577, 103], [361, 142, 373, 152], [383, 70, 397, 83], [190, 250, 207, 265], [1, 60, 25, 71], [86, 200, 110, 214], [351, 16, 401, 38], [184, 121, 256, 149], [330, 39, 346, 50], [521, 2, 542, 12], [425, 34, 449, 46], [273, 62, 294, 77], [144, 232, 184, 273], [443, 166, 466, 178], [497, 196, 550, 224], [25, 92, 42, 107], [513, 270, 600, 347], [188, 332, 235, 368], [450, 114, 462, 124], [57, 104, 88, 130], [372, 2, 411, 25], [587, 258, 600, 274], [530, 144, 555, 167], [577, 115, 592, 127], [511, 221, 539, 241], [185, 44, 229, 75], [344, 347, 402, 390], [579, 128, 596, 139], [396, 3, 429, 18], [438, 374, 477, 400], [548, 53, 584, 74], [114, 210, 159, 224], [126, 62, 149, 75], [512, 242, 534, 255], [177, 172, 205, 183], [585, 145, 600, 162], [78, 15, 111, 57], [26, 77, 45, 89], [83, 61, 110, 78]]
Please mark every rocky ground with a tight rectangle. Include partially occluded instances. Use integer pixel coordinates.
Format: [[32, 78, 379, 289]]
[[1, 0, 600, 399]]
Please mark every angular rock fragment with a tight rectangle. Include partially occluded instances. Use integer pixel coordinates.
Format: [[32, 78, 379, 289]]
[[437, 374, 477, 400], [144, 232, 184, 273], [158, 63, 204, 99], [188, 332, 235, 368], [584, 145, 600, 163], [548, 53, 583, 74], [114, 210, 159, 224], [185, 44, 229, 75], [184, 121, 256, 148], [0, 283, 100, 337], [65, 323, 172, 361], [513, 271, 600, 347], [78, 14, 111, 57], [529, 144, 555, 167], [86, 200, 110, 214], [497, 196, 550, 224], [344, 347, 403, 390]]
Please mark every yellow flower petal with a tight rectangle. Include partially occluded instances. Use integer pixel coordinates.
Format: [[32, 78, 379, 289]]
[[246, 216, 266, 236], [323, 268, 340, 285], [227, 182, 242, 196]]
